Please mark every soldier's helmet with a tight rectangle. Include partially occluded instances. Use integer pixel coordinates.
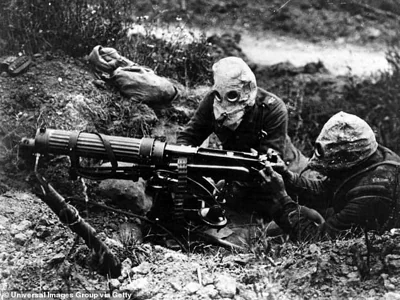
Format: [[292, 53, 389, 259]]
[[308, 111, 378, 172]]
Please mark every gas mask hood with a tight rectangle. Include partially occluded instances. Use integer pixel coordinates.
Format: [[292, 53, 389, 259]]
[[212, 57, 257, 131], [308, 111, 378, 172]]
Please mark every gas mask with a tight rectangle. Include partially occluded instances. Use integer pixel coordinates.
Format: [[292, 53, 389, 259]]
[[308, 111, 378, 173], [212, 57, 257, 131]]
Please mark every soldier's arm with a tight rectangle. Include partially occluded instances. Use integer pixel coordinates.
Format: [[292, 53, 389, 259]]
[[176, 95, 214, 146], [258, 95, 288, 157], [283, 171, 326, 196], [273, 187, 394, 242], [258, 165, 327, 242], [322, 189, 393, 233]]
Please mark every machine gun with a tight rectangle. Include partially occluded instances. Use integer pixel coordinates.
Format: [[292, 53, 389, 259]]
[[19, 127, 277, 274], [20, 127, 277, 228]]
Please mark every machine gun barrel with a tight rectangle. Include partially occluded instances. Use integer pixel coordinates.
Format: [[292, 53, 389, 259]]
[[20, 128, 153, 162], [20, 128, 262, 180]]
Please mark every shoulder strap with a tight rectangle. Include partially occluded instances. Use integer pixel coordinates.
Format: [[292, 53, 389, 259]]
[[256, 101, 267, 141], [333, 160, 400, 202]]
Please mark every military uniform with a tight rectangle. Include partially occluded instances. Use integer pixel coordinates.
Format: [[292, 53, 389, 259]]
[[177, 87, 307, 172], [267, 112, 400, 242], [176, 87, 307, 219]]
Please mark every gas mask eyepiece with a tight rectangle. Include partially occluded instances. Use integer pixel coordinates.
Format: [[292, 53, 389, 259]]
[[226, 90, 240, 102]]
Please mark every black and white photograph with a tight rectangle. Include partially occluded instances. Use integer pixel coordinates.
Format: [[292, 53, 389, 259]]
[[1, 0, 400, 299]]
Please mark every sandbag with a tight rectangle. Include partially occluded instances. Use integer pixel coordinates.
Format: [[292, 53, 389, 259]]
[[88, 45, 179, 106], [111, 66, 178, 105], [88, 45, 135, 74]]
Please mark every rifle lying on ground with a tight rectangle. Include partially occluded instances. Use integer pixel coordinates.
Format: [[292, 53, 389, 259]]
[[19, 127, 276, 274]]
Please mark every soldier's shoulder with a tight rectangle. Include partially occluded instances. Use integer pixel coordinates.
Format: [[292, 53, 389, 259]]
[[379, 145, 400, 163], [353, 161, 400, 188], [373, 161, 400, 176], [256, 88, 284, 107], [197, 91, 215, 108]]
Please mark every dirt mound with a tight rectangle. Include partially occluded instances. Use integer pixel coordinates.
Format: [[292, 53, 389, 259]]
[[1, 187, 400, 298]]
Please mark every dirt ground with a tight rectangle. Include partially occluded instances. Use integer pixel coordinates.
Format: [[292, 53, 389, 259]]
[[1, 1, 400, 299]]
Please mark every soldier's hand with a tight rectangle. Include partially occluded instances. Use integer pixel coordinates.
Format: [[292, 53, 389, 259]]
[[258, 162, 288, 199], [260, 149, 288, 175], [271, 152, 290, 175], [300, 206, 325, 225]]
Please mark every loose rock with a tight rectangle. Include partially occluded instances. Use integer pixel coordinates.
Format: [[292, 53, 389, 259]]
[[13, 233, 28, 245], [120, 278, 151, 299], [108, 278, 121, 290], [48, 252, 66, 265], [184, 282, 201, 295], [215, 274, 237, 298]]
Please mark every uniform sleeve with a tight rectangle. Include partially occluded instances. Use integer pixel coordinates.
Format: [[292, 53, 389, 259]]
[[284, 172, 326, 196], [273, 192, 393, 242], [176, 95, 214, 146], [259, 96, 288, 157], [282, 172, 328, 209], [322, 193, 393, 235], [272, 200, 323, 242]]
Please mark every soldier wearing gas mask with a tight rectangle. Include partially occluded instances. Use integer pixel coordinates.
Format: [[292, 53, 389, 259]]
[[177, 57, 307, 214], [260, 111, 400, 241]]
